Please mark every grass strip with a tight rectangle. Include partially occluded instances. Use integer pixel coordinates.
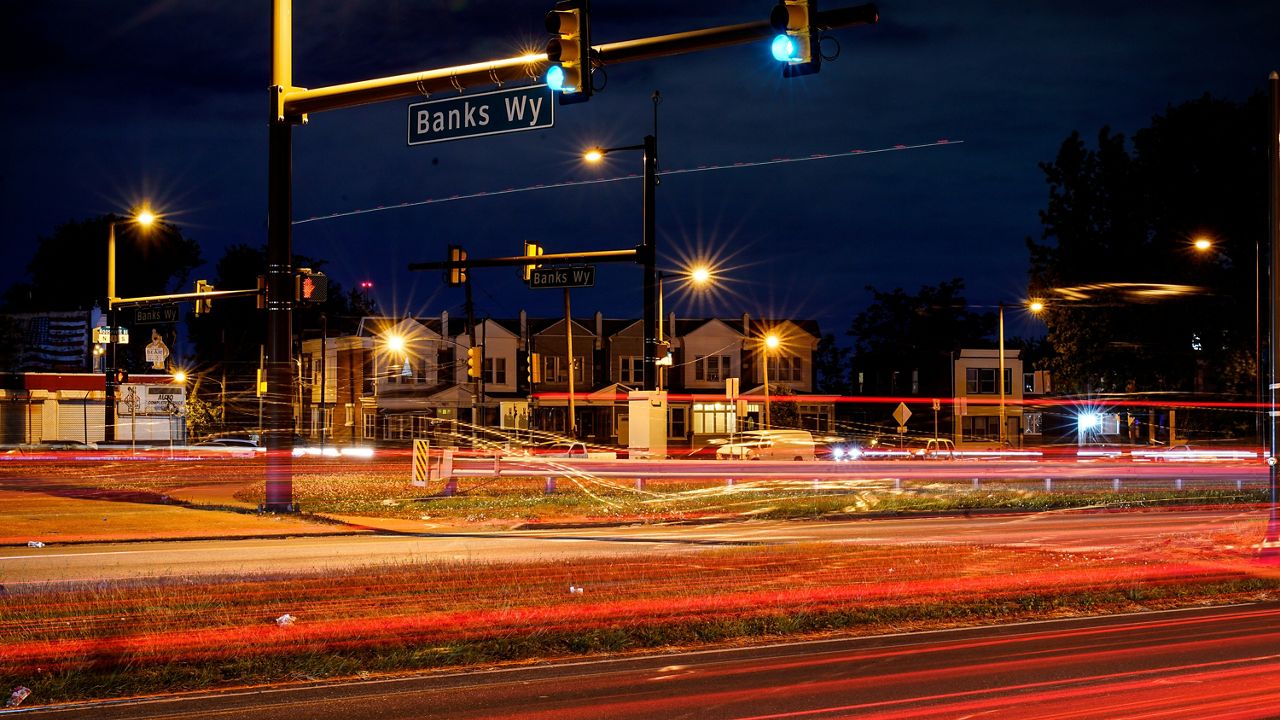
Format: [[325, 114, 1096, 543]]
[[3, 541, 1276, 704]]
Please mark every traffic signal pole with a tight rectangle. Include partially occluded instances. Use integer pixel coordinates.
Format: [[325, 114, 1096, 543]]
[[269, 0, 878, 510], [265, 0, 296, 512], [642, 134, 658, 392], [1265, 70, 1280, 557]]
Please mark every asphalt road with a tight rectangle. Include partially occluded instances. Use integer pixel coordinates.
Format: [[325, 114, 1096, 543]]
[[15, 603, 1280, 719], [0, 508, 1261, 589]]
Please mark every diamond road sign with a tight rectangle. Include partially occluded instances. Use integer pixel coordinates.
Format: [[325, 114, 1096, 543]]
[[529, 265, 596, 289], [408, 85, 553, 145]]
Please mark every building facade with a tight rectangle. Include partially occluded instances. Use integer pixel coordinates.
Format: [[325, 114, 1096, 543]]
[[297, 311, 832, 449]]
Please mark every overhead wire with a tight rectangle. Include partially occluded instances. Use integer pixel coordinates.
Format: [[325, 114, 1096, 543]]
[[293, 140, 962, 226]]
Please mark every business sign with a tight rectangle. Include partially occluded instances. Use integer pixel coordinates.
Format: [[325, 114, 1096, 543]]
[[408, 85, 553, 145], [134, 304, 179, 325], [529, 265, 596, 289]]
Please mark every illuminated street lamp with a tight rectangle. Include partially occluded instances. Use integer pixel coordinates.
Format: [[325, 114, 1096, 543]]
[[1192, 234, 1263, 450], [762, 332, 781, 428], [656, 263, 718, 391], [105, 207, 158, 444], [997, 300, 1045, 447]]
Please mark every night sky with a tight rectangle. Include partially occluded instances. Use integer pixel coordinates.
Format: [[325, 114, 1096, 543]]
[[3, 1, 1277, 339]]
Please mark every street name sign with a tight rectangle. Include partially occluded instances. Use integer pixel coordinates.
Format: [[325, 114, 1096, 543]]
[[408, 85, 553, 145], [529, 265, 596, 289], [134, 304, 179, 325]]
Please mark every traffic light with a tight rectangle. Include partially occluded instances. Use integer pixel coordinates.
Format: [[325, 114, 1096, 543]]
[[111, 368, 130, 385], [466, 346, 483, 379], [545, 0, 591, 104], [446, 246, 468, 286], [770, 0, 820, 77], [522, 241, 544, 282], [528, 352, 542, 384], [256, 275, 266, 310], [296, 268, 329, 304], [194, 279, 214, 316]]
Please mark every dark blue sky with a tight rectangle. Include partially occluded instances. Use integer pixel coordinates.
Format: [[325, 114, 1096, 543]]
[[3, 1, 1277, 339]]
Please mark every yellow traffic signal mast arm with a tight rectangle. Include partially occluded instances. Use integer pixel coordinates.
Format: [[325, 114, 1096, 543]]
[[279, 3, 878, 120], [109, 287, 261, 309]]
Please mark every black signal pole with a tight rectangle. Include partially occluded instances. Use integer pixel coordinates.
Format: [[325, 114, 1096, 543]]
[[642, 133, 658, 392], [1265, 69, 1280, 556]]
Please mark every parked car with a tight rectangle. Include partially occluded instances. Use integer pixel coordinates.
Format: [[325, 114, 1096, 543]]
[[911, 437, 956, 460], [715, 430, 816, 461]]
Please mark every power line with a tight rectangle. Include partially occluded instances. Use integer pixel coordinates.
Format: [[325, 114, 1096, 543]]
[[293, 139, 962, 226]]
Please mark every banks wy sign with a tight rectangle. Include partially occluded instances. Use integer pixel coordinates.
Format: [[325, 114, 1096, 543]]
[[408, 85, 553, 145]]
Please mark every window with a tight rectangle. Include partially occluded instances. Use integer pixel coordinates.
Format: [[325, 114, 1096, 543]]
[[1023, 372, 1036, 394], [385, 415, 411, 440], [414, 416, 431, 438], [363, 413, 377, 440], [695, 355, 730, 382], [669, 407, 686, 439], [344, 403, 354, 426], [692, 402, 736, 434], [1024, 412, 1043, 435], [767, 355, 803, 383], [543, 355, 585, 384], [619, 356, 643, 384], [965, 368, 1013, 395], [361, 349, 374, 396], [484, 357, 507, 385], [961, 415, 999, 441]]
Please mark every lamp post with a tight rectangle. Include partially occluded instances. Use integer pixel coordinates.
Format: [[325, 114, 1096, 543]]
[[583, 134, 658, 391], [655, 264, 714, 391], [996, 300, 1043, 447], [1193, 235, 1262, 451], [762, 332, 780, 428], [104, 208, 156, 444]]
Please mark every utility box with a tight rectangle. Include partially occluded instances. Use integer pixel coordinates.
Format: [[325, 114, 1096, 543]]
[[627, 390, 667, 460]]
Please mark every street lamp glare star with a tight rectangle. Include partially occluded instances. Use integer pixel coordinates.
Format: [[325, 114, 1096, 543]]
[[135, 209, 156, 227], [1028, 300, 1045, 313], [690, 266, 712, 287], [385, 334, 406, 354], [583, 148, 604, 163], [765, 333, 781, 350], [1193, 237, 1212, 252]]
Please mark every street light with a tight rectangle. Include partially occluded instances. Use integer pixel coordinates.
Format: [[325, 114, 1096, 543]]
[[583, 134, 658, 391], [105, 207, 157, 444], [655, 263, 718, 391], [1192, 234, 1263, 450], [997, 300, 1044, 447], [762, 332, 781, 428]]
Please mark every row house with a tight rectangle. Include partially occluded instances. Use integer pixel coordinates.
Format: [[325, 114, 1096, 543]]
[[299, 311, 830, 448]]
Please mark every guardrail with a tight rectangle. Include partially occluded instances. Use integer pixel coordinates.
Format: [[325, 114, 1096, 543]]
[[413, 451, 1267, 495]]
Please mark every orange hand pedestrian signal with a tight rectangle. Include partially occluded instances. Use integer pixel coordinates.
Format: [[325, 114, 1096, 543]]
[[295, 269, 329, 303]]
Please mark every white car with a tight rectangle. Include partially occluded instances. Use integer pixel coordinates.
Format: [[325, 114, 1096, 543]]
[[715, 430, 815, 461]]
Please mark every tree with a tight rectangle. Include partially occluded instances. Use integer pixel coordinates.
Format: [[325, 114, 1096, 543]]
[[813, 333, 851, 394], [185, 243, 375, 430], [2, 214, 202, 312], [1028, 93, 1268, 396], [847, 279, 992, 397]]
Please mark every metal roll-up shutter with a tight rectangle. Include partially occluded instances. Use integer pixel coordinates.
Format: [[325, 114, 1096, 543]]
[[57, 400, 102, 443]]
